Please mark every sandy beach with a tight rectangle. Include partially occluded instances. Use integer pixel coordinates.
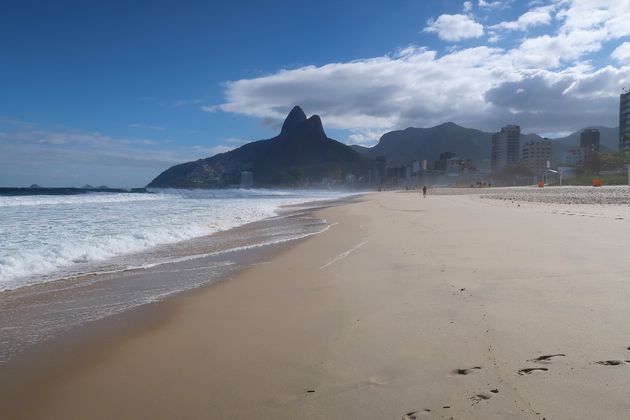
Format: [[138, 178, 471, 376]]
[[3, 190, 630, 419]]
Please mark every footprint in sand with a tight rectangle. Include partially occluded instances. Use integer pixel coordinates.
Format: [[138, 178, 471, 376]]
[[470, 393, 492, 404], [453, 366, 482, 375], [402, 411, 418, 419], [365, 376, 388, 386], [518, 367, 548, 375], [529, 354, 566, 363], [596, 360, 626, 366]]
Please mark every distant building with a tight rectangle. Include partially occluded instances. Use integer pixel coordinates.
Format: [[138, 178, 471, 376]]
[[321, 176, 334, 187], [562, 147, 585, 166], [386, 165, 406, 180], [446, 157, 463, 176], [522, 140, 551, 181], [412, 160, 421, 174], [370, 156, 387, 184], [434, 152, 455, 171], [344, 174, 356, 184], [620, 89, 630, 151], [491, 125, 520, 172], [240, 171, 253, 188], [580, 128, 600, 152]]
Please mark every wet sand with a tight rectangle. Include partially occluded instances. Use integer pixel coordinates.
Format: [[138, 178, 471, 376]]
[[2, 191, 630, 419]]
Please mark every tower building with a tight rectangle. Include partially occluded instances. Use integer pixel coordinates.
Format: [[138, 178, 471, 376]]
[[580, 128, 600, 152], [491, 125, 520, 172], [522, 140, 552, 182], [620, 89, 630, 151]]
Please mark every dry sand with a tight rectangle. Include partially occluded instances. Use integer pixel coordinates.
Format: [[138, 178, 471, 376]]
[[2, 191, 630, 419]]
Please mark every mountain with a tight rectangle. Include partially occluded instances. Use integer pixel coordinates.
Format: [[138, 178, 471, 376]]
[[351, 122, 494, 165], [147, 106, 370, 188]]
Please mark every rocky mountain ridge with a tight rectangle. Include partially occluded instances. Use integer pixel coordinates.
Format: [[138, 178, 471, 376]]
[[147, 106, 370, 188]]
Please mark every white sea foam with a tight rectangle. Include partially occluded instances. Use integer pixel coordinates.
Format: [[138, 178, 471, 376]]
[[0, 188, 350, 290], [0, 192, 167, 207]]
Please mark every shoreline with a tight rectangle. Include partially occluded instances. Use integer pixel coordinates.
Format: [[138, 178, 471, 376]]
[[0, 195, 358, 365], [3, 191, 630, 419], [0, 195, 368, 418]]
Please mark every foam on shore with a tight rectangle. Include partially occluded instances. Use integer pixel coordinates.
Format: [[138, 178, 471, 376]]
[[0, 188, 352, 290]]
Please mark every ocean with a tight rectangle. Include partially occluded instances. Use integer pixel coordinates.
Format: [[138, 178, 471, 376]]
[[0, 188, 354, 363]]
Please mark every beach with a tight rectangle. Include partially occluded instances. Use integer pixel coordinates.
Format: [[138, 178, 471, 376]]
[[2, 189, 630, 419]]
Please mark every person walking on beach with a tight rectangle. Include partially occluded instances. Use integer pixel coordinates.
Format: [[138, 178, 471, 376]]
[[422, 185, 427, 197]]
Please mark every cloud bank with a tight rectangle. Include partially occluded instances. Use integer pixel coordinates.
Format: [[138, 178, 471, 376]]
[[210, 0, 630, 144]]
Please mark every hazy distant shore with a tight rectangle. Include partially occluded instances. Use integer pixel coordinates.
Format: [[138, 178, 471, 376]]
[[2, 189, 630, 419]]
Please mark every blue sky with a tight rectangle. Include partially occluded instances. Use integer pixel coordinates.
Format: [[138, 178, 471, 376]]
[[1, 0, 629, 187]]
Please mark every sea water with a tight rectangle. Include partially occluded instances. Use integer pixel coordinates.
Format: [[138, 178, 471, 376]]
[[0, 188, 348, 291], [0, 188, 353, 363]]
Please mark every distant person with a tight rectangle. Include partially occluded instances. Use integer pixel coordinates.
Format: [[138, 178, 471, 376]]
[[422, 185, 427, 197]]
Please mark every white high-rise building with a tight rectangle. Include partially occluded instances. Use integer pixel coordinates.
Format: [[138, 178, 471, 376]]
[[522, 140, 552, 181], [491, 125, 520, 172]]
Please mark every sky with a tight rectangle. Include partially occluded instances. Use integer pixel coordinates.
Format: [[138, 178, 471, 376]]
[[1, 0, 629, 187]]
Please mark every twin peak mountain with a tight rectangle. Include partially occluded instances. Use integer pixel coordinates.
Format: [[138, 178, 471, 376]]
[[148, 106, 369, 188]]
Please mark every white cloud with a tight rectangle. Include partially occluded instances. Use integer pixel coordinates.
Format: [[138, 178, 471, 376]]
[[555, 0, 630, 39], [612, 42, 630, 63], [563, 65, 630, 98], [347, 130, 384, 146], [478, 0, 507, 9], [424, 14, 484, 42], [490, 6, 554, 31], [487, 33, 501, 43], [463, 1, 473, 13], [502, 0, 630, 69]]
